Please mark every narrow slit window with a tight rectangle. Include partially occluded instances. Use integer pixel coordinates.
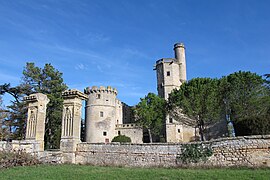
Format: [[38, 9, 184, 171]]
[[167, 71, 170, 76], [100, 111, 104, 117]]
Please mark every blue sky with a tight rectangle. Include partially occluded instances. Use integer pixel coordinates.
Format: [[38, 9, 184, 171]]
[[0, 0, 270, 106]]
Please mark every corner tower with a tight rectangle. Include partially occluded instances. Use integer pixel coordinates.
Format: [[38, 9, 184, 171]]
[[84, 86, 121, 143], [154, 43, 187, 100], [174, 43, 187, 83]]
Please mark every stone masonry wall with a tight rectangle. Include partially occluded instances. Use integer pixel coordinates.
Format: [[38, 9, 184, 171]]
[[208, 135, 270, 167], [0, 140, 62, 164], [1, 135, 269, 167], [75, 135, 270, 167]]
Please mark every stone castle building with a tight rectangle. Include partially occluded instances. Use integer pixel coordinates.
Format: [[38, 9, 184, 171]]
[[22, 43, 197, 146], [84, 86, 142, 143], [79, 42, 196, 143], [154, 43, 196, 142], [3, 42, 269, 167]]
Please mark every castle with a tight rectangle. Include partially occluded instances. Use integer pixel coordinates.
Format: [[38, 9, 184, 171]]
[[76, 43, 196, 144], [5, 43, 268, 167]]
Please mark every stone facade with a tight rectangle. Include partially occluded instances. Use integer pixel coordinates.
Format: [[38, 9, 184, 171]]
[[115, 124, 143, 143], [154, 43, 197, 143], [155, 43, 186, 100], [24, 93, 50, 151], [60, 89, 88, 163], [84, 86, 143, 143]]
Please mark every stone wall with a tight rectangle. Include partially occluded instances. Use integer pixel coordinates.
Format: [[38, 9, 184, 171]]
[[0, 140, 62, 164], [208, 135, 270, 167], [39, 150, 63, 164], [1, 135, 269, 167], [75, 135, 270, 167], [0, 140, 41, 155], [115, 124, 143, 143]]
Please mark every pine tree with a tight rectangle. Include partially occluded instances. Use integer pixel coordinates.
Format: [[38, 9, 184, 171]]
[[22, 63, 68, 149], [219, 71, 270, 135], [168, 78, 221, 141], [1, 63, 67, 148], [134, 93, 166, 143]]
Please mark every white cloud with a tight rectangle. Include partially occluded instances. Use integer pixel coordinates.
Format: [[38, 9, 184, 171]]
[[75, 63, 88, 70]]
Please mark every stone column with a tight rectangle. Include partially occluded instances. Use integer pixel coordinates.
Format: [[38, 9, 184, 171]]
[[60, 89, 87, 163], [24, 93, 50, 152]]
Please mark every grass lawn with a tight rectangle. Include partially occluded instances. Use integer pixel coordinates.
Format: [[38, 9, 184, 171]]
[[0, 164, 269, 180]]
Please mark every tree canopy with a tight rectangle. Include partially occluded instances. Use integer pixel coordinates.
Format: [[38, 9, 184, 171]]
[[219, 71, 270, 135], [0, 62, 67, 148], [167, 71, 270, 139], [134, 93, 166, 143], [168, 78, 221, 141]]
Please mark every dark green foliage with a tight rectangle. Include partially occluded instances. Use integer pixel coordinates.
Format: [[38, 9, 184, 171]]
[[1, 63, 67, 148], [0, 83, 28, 140], [0, 149, 41, 169], [22, 63, 68, 149], [168, 78, 221, 141], [177, 144, 213, 164], [111, 135, 131, 143], [219, 71, 270, 135], [134, 93, 166, 143], [168, 71, 270, 137]]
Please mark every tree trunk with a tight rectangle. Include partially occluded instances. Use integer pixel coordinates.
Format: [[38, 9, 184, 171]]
[[197, 116, 204, 141], [148, 129, 153, 143], [199, 124, 204, 141]]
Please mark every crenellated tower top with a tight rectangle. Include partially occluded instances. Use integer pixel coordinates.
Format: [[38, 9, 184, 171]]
[[84, 86, 118, 95], [62, 89, 88, 100]]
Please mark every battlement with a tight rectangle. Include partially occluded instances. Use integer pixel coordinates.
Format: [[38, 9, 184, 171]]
[[84, 86, 118, 95], [62, 89, 88, 100], [23, 93, 49, 102], [23, 94, 38, 102], [115, 123, 141, 129]]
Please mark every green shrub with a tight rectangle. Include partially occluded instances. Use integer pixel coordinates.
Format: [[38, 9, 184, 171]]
[[111, 135, 131, 143], [177, 143, 213, 164], [0, 149, 41, 169]]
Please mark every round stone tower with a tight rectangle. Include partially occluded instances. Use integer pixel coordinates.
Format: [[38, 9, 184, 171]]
[[174, 43, 187, 83], [84, 86, 120, 143]]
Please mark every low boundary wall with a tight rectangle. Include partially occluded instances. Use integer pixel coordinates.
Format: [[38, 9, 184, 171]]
[[1, 135, 269, 167], [75, 135, 270, 167]]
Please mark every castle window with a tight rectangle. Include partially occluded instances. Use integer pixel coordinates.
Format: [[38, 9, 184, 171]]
[[96, 94, 101, 99], [167, 71, 170, 76], [100, 111, 104, 117], [178, 129, 180, 133], [118, 131, 121, 135], [103, 131, 107, 136], [169, 118, 173, 123]]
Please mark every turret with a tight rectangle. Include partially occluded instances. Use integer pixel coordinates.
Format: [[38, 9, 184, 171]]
[[84, 86, 120, 143], [174, 43, 187, 83], [155, 43, 187, 99]]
